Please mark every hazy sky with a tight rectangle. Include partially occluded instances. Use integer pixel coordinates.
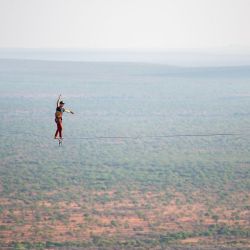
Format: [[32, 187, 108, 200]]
[[0, 0, 249, 49]]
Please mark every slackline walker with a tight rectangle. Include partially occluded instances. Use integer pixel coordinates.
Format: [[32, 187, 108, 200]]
[[54, 94, 74, 146]]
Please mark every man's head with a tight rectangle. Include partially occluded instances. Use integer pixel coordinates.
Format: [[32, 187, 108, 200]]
[[59, 101, 65, 107]]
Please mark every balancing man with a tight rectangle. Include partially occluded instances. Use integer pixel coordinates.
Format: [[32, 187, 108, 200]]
[[54, 94, 74, 140]]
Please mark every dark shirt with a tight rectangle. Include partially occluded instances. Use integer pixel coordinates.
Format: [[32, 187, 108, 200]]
[[55, 107, 65, 119], [56, 107, 65, 113]]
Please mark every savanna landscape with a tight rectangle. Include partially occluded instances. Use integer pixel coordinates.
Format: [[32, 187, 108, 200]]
[[0, 58, 249, 249]]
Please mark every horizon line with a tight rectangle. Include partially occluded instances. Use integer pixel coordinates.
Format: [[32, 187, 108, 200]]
[[0, 46, 250, 52]]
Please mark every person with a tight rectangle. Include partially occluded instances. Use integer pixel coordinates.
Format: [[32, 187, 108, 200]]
[[54, 94, 74, 139]]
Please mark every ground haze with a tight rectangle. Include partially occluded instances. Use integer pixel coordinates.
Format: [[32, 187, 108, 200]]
[[0, 57, 249, 249]]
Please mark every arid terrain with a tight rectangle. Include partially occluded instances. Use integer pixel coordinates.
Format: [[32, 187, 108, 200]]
[[0, 59, 249, 249]]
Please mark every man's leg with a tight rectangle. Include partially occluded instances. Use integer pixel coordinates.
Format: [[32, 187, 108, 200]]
[[58, 121, 63, 138], [55, 120, 60, 138], [55, 129, 59, 138]]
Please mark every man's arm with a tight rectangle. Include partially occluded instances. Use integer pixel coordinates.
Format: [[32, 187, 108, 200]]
[[64, 109, 74, 114], [56, 94, 61, 107]]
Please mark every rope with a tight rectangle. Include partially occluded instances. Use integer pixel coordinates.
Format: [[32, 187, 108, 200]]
[[1, 131, 248, 141], [65, 133, 249, 141]]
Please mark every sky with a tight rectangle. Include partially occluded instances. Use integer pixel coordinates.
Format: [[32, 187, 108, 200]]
[[0, 0, 249, 50]]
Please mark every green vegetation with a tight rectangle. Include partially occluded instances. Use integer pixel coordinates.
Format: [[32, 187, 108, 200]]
[[3, 226, 249, 250], [0, 59, 249, 248]]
